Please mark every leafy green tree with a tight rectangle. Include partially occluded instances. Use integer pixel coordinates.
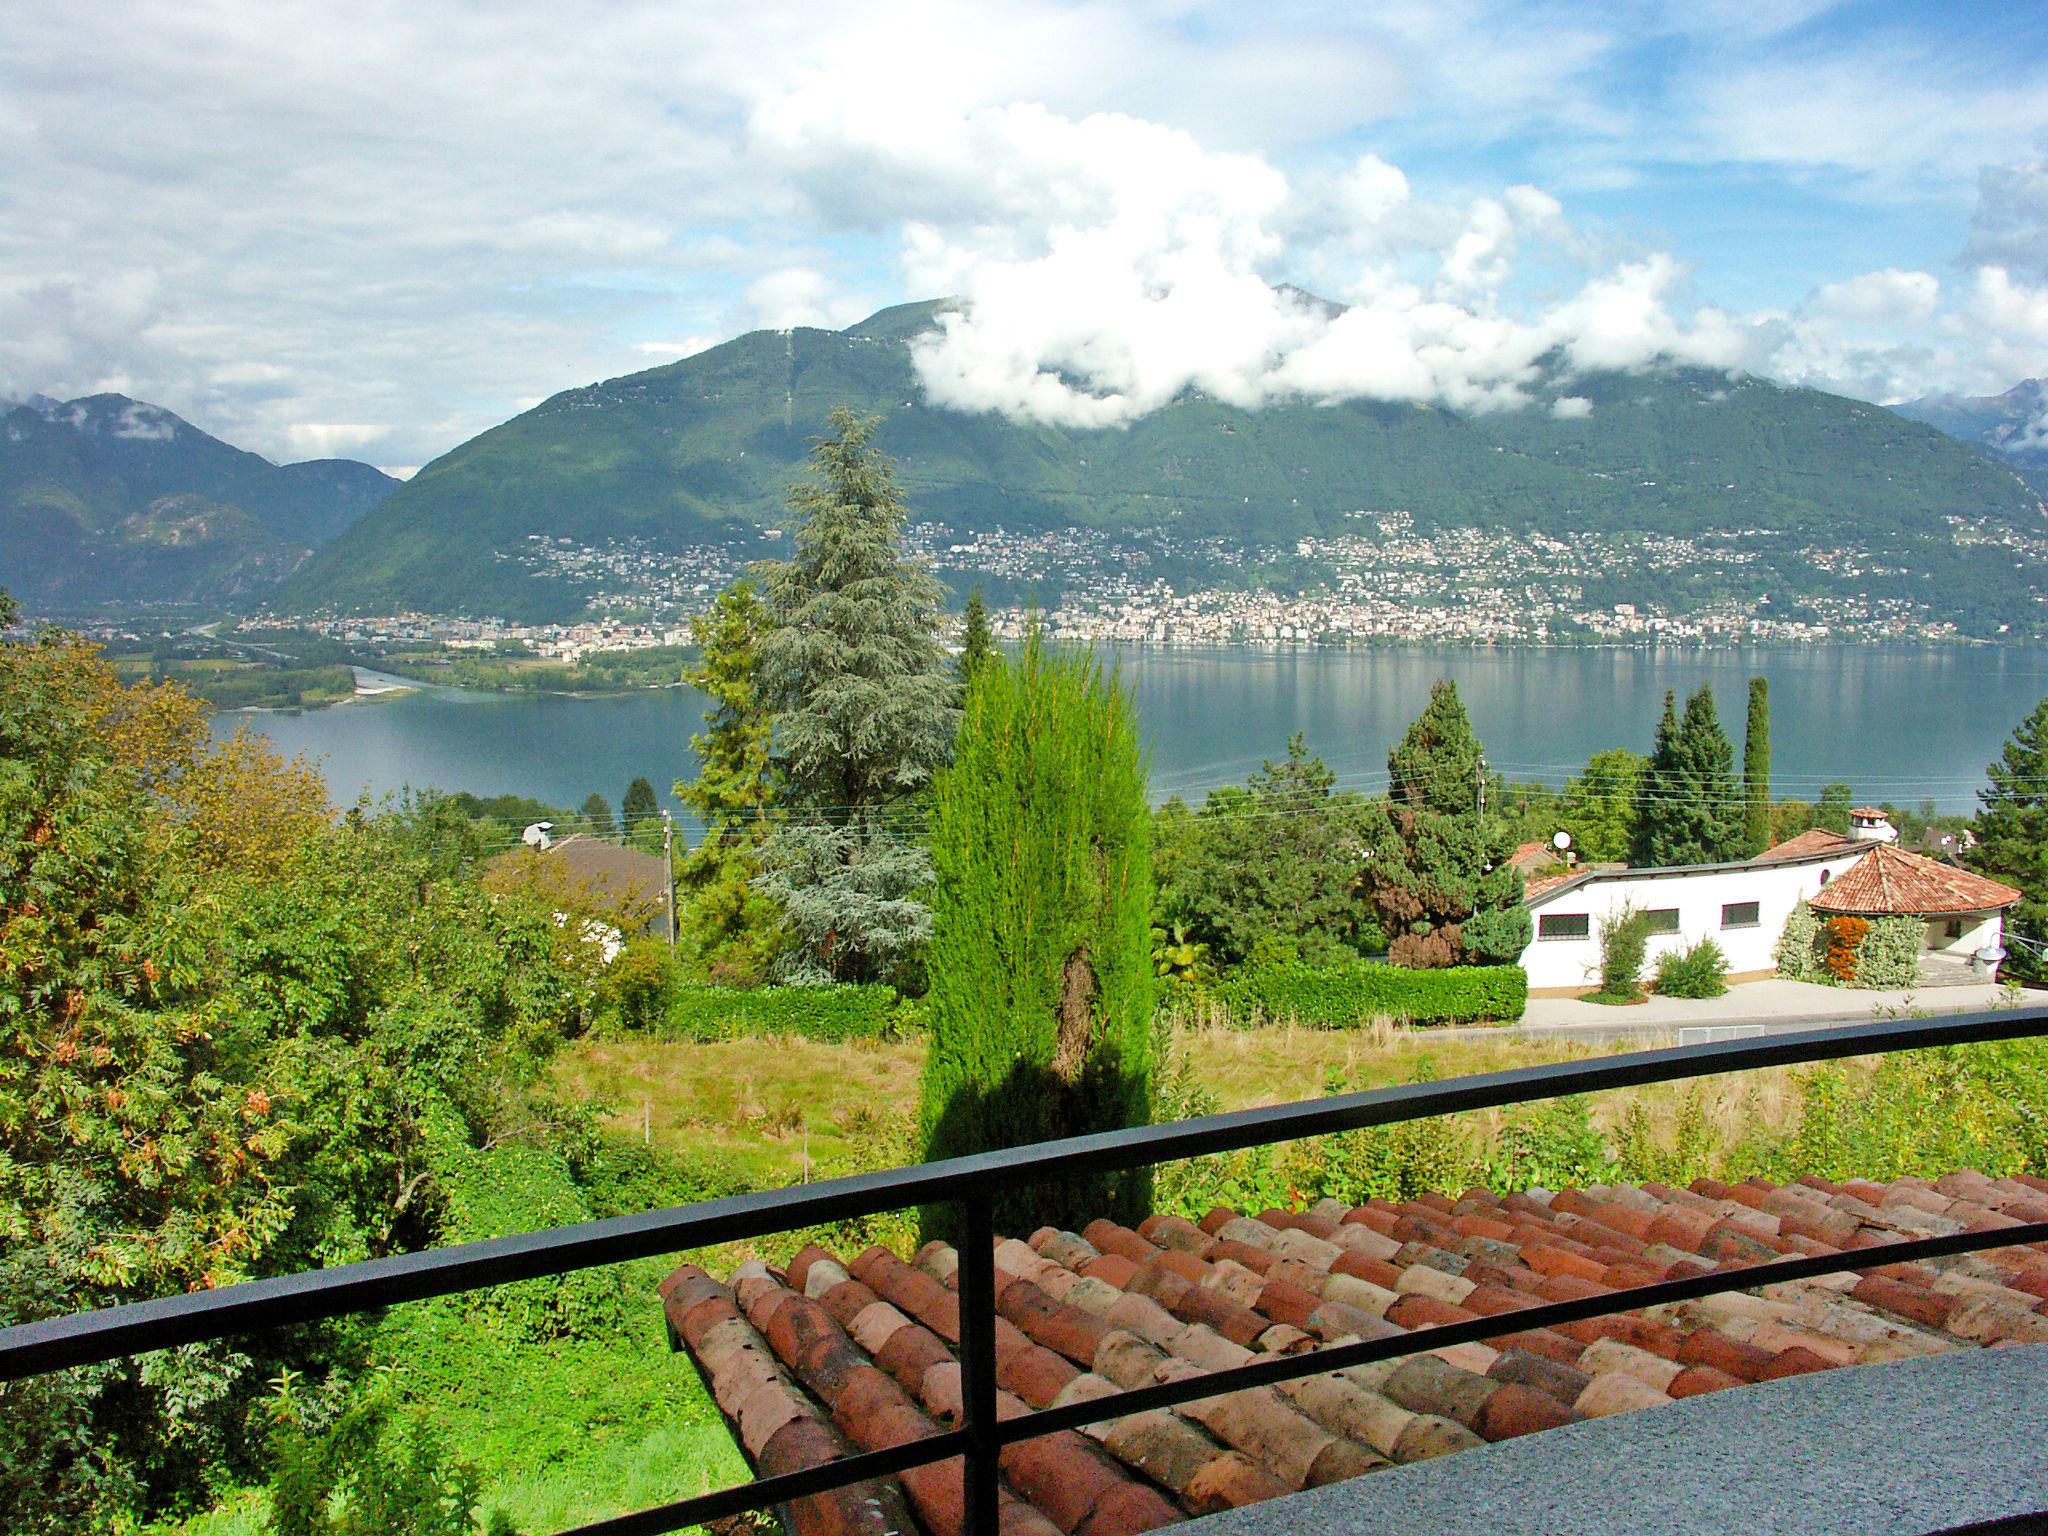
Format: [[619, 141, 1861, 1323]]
[[957, 585, 995, 688], [1632, 686, 1741, 866], [1154, 734, 1380, 965], [1743, 676, 1771, 856], [1389, 679, 1487, 815], [620, 777, 660, 849], [1817, 781, 1853, 835], [580, 792, 616, 841], [1560, 748, 1644, 862], [755, 410, 958, 983], [673, 580, 782, 983], [1970, 697, 2048, 976], [920, 633, 1154, 1235], [1367, 691, 1529, 967]]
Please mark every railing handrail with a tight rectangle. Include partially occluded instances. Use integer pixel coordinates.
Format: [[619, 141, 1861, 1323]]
[[8, 1003, 2048, 1536]]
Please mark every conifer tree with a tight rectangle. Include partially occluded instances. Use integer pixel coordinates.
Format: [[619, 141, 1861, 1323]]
[[1633, 685, 1740, 866], [674, 580, 781, 981], [621, 776, 659, 842], [755, 409, 958, 983], [1743, 676, 1772, 856], [919, 632, 1154, 1235], [1970, 696, 2048, 974], [957, 586, 995, 689], [1389, 679, 1487, 815], [1816, 782, 1853, 835], [580, 793, 616, 841], [1370, 684, 1529, 967]]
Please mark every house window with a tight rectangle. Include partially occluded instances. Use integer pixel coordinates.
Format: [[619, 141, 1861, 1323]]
[[1944, 918, 1964, 941], [1721, 901, 1761, 930], [1643, 908, 1681, 935], [1538, 913, 1590, 941]]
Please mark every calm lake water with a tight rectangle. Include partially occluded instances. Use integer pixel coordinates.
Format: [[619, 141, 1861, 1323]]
[[218, 645, 2048, 818]]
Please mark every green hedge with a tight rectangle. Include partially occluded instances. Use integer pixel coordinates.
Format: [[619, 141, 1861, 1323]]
[[659, 983, 909, 1043], [1214, 959, 1527, 1027]]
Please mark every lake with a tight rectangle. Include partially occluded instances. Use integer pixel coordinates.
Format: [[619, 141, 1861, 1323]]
[[218, 644, 2048, 819]]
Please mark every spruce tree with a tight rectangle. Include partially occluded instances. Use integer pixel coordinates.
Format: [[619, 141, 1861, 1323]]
[[674, 580, 781, 982], [957, 586, 995, 689], [1743, 676, 1771, 856], [755, 409, 958, 983], [1371, 684, 1529, 967], [1970, 697, 2048, 974], [1633, 687, 1740, 866], [1816, 782, 1853, 835], [1389, 679, 1487, 815], [580, 792, 616, 841], [920, 632, 1154, 1235]]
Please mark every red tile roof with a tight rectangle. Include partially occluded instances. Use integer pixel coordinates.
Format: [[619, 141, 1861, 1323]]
[[663, 1172, 2048, 1535], [1807, 843, 2022, 917], [1754, 829, 1857, 862], [1522, 872, 1579, 900]]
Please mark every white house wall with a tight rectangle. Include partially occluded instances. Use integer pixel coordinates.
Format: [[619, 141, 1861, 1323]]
[[1925, 911, 2003, 958], [1518, 850, 1871, 994]]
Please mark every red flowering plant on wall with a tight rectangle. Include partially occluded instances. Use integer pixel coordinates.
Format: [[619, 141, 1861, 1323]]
[[1823, 915, 1869, 983]]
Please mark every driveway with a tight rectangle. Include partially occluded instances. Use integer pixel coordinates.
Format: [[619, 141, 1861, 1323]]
[[1500, 975, 2024, 1043]]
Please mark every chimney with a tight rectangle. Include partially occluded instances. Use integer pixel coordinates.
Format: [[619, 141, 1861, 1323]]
[[1846, 807, 1897, 844]]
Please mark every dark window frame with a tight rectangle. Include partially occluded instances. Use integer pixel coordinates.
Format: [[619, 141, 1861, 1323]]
[[1537, 912, 1591, 941], [1643, 908, 1681, 935], [1721, 901, 1761, 930]]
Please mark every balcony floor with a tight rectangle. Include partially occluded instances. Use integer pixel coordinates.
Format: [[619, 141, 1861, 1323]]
[[1182, 1344, 2048, 1536]]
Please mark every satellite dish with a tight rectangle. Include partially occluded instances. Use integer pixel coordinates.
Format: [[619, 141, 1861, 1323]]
[[1552, 830, 1572, 851]]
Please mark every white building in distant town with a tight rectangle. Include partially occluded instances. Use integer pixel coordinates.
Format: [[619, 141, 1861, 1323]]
[[1516, 810, 2021, 995]]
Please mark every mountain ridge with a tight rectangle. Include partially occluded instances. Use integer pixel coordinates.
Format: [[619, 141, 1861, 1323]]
[[277, 300, 2045, 630], [1, 393, 399, 611], [1894, 379, 2048, 497]]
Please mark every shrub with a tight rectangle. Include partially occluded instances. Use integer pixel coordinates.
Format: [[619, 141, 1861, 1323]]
[[1595, 905, 1652, 1001], [1775, 902, 1825, 980], [596, 938, 679, 1033], [1214, 957, 1527, 1026], [659, 983, 902, 1043], [1654, 937, 1729, 999], [1854, 914, 1924, 990], [1823, 915, 1869, 982]]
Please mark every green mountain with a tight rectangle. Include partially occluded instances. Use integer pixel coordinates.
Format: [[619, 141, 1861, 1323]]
[[1895, 379, 2048, 497], [278, 299, 2046, 626], [2, 394, 398, 611]]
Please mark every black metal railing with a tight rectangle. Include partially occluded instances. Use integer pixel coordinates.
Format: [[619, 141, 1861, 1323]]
[[7, 1007, 2048, 1536]]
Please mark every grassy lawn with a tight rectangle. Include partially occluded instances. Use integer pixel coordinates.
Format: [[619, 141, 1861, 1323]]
[[551, 1022, 1811, 1193]]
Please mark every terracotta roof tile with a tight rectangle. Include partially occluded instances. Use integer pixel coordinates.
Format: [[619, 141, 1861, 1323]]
[[1807, 842, 2022, 916], [667, 1173, 2048, 1534], [1754, 828, 1858, 861]]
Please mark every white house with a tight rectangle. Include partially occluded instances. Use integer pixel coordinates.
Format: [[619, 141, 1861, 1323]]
[[1516, 811, 2021, 995]]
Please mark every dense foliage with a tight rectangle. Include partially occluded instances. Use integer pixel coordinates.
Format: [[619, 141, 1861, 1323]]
[[1213, 957, 1527, 1026], [1653, 937, 1729, 999], [0, 620, 609, 1533], [1595, 905, 1653, 1002], [1153, 734, 1381, 967], [1633, 685, 1743, 867], [755, 411, 958, 984], [660, 982, 905, 1043], [920, 633, 1154, 1235]]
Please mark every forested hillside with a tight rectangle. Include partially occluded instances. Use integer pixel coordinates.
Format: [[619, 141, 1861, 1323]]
[[278, 298, 2044, 621]]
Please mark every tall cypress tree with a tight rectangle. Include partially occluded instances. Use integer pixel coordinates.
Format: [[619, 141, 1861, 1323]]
[[1970, 696, 2048, 975], [920, 632, 1154, 1236], [1634, 685, 1740, 866], [957, 586, 995, 689], [1743, 676, 1772, 855], [621, 776, 660, 848], [755, 409, 958, 983]]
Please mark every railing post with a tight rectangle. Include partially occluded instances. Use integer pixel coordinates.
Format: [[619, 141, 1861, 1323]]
[[955, 1190, 1001, 1535]]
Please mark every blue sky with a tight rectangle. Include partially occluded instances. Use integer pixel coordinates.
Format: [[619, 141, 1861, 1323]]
[[2, 0, 2045, 469]]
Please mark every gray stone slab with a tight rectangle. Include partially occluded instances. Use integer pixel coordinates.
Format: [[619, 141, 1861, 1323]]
[[1183, 1347, 2048, 1536]]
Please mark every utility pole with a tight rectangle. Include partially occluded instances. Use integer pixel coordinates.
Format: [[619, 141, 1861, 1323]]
[[1476, 755, 1488, 821], [661, 809, 676, 949]]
